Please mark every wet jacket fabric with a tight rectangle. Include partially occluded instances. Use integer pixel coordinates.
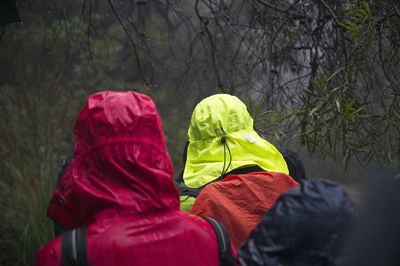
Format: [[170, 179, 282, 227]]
[[36, 91, 225, 266], [181, 94, 288, 210], [190, 171, 298, 247], [238, 179, 355, 266]]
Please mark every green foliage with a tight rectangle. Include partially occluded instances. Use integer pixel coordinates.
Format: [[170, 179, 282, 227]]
[[0, 88, 66, 265], [247, 93, 288, 141], [247, 0, 400, 167], [344, 0, 376, 46], [250, 66, 399, 167]]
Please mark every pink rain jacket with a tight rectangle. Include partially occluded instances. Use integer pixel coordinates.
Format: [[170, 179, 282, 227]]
[[36, 91, 228, 266]]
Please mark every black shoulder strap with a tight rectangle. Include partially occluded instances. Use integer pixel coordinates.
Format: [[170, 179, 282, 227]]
[[203, 217, 236, 266], [61, 227, 90, 266]]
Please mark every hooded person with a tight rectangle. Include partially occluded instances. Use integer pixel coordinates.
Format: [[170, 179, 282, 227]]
[[36, 91, 236, 266], [238, 179, 355, 266], [178, 94, 298, 247]]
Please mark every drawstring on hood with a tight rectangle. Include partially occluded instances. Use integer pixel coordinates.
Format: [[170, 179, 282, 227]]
[[220, 135, 232, 179], [183, 94, 289, 189]]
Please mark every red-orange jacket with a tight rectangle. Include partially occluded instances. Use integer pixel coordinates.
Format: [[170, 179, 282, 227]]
[[191, 171, 298, 247]]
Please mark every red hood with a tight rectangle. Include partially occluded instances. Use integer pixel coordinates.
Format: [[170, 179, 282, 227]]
[[47, 91, 179, 229]]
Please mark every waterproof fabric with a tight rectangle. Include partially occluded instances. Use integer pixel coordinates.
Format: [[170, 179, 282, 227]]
[[191, 171, 298, 248], [183, 94, 288, 190], [180, 195, 197, 212], [238, 179, 355, 266], [36, 91, 226, 266]]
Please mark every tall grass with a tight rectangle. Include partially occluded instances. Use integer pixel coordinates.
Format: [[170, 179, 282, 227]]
[[0, 157, 55, 264], [0, 87, 79, 265]]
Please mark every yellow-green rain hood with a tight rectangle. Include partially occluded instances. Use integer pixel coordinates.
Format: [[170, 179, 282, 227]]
[[183, 94, 289, 189]]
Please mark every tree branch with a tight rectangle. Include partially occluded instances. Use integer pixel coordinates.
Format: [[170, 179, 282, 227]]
[[106, 0, 150, 86], [319, 0, 347, 29]]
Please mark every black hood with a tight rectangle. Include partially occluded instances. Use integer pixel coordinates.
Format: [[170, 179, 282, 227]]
[[238, 179, 355, 266]]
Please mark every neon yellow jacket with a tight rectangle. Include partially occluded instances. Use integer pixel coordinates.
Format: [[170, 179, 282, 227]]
[[180, 94, 288, 211]]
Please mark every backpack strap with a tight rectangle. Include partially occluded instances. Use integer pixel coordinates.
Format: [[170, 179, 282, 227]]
[[203, 217, 236, 266], [61, 227, 90, 266]]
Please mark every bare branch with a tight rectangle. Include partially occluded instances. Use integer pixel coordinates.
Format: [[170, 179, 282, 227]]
[[318, 0, 347, 29], [106, 0, 150, 86], [254, 0, 286, 12]]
